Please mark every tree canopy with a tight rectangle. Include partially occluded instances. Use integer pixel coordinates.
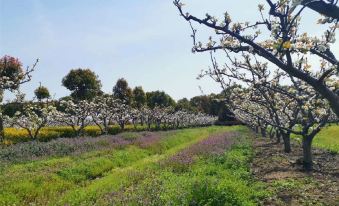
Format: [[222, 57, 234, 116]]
[[113, 78, 133, 105], [132, 86, 146, 109], [62, 68, 102, 101], [34, 85, 50, 101], [146, 91, 176, 109]]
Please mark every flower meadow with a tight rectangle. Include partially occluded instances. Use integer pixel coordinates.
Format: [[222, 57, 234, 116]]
[[107, 127, 268, 206], [0, 126, 269, 205]]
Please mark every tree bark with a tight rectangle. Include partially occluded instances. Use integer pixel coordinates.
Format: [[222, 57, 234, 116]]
[[302, 136, 314, 171], [282, 132, 291, 153], [303, 0, 339, 20]]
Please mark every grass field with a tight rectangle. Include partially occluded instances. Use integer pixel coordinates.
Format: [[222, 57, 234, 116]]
[[1, 125, 337, 205], [312, 124, 339, 153], [291, 124, 339, 153], [0, 126, 269, 206]]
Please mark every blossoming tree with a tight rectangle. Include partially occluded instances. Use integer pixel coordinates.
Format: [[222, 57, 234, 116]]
[[201, 51, 332, 170], [9, 104, 57, 140], [54, 100, 92, 136], [174, 0, 339, 117], [0, 55, 38, 142], [89, 95, 116, 135]]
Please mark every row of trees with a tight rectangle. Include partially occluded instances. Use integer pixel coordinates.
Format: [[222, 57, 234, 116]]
[[174, 0, 339, 171], [4, 96, 216, 139], [60, 68, 177, 108], [2, 66, 233, 122], [0, 56, 217, 142], [61, 68, 232, 118]]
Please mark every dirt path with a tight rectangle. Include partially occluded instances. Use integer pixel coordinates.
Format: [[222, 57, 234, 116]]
[[252, 138, 339, 206]]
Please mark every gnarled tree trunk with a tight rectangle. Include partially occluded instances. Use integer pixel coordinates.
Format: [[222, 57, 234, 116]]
[[302, 135, 315, 171]]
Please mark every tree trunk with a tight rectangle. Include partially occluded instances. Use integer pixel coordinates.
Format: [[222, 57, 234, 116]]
[[261, 127, 267, 138], [78, 126, 84, 137], [302, 136, 313, 171], [27, 129, 34, 140], [78, 119, 86, 136], [133, 119, 137, 129], [276, 130, 281, 143], [94, 120, 105, 135], [282, 132, 291, 153], [103, 119, 108, 135], [255, 126, 259, 134], [120, 122, 125, 130]]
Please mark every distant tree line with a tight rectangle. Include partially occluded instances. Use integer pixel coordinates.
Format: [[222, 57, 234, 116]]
[[1, 66, 234, 123]]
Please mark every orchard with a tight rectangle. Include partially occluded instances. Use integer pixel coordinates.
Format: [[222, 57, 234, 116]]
[[0, 1, 338, 205]]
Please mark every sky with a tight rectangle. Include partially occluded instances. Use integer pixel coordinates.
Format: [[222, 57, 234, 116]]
[[1, 0, 338, 101]]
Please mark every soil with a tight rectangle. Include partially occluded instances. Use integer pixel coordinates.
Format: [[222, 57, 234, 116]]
[[251, 138, 339, 206]]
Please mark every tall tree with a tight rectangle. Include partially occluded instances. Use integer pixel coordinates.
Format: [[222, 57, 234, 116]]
[[176, 98, 192, 111], [62, 68, 102, 101], [132, 86, 146, 109], [146, 91, 176, 109], [113, 78, 133, 105], [190, 95, 211, 114]]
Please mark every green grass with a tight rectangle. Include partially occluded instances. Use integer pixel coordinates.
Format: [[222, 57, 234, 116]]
[[104, 129, 269, 205], [291, 124, 339, 153], [0, 126, 249, 206], [313, 124, 339, 153], [1, 124, 338, 205]]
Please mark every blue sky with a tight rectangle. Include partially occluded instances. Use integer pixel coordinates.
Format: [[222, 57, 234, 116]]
[[1, 0, 338, 101]]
